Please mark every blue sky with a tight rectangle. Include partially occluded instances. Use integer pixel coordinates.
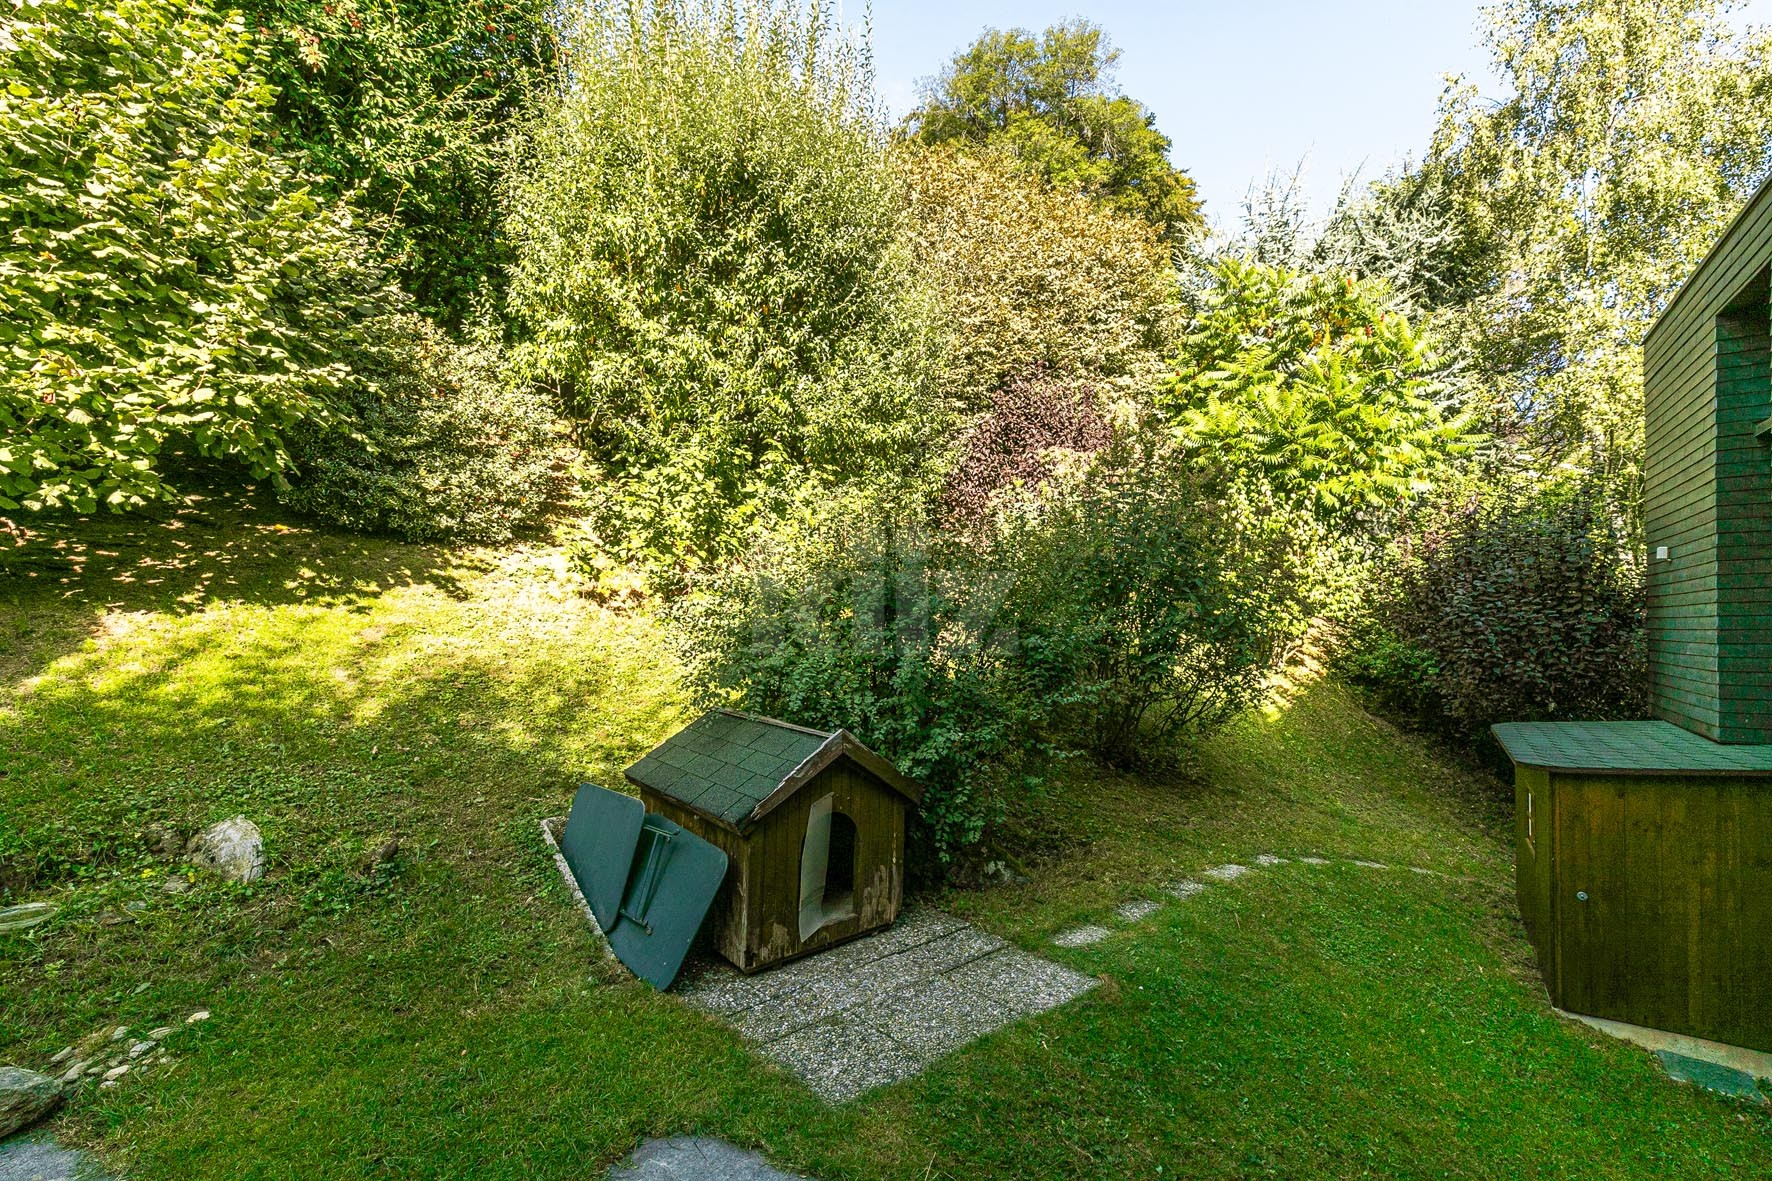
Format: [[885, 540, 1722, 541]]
[[863, 1, 1772, 231]]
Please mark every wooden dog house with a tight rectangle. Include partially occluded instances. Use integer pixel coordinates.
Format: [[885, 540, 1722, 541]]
[[1495, 176, 1772, 1054], [625, 710, 922, 973]]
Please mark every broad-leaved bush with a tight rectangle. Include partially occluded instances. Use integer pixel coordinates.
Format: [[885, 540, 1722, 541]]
[[243, 0, 560, 325], [1360, 478, 1647, 736], [670, 490, 1040, 864], [0, 0, 393, 512], [280, 315, 575, 544], [1161, 258, 1473, 524], [939, 372, 1109, 531], [505, 0, 948, 573], [904, 147, 1179, 402], [997, 443, 1310, 766], [675, 444, 1317, 861]]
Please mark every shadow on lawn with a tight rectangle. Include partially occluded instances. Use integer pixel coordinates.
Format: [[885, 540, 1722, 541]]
[[0, 483, 481, 688], [0, 576, 676, 1065], [0, 540, 679, 890]]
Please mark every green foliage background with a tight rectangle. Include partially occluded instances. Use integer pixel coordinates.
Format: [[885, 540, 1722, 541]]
[[280, 314, 575, 543], [243, 0, 560, 325], [1162, 258, 1473, 523], [902, 147, 1180, 402], [0, 0, 394, 511], [1357, 478, 1648, 739], [905, 19, 1204, 240], [505, 0, 949, 572]]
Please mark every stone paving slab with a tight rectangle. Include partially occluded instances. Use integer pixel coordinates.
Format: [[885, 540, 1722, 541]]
[[608, 1136, 809, 1180], [945, 948, 1101, 1012], [0, 1133, 113, 1181], [1050, 924, 1110, 947], [767, 1015, 926, 1101], [674, 906, 1094, 1104]]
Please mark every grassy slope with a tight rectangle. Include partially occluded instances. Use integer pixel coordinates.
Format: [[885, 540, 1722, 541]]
[[2, 493, 1766, 1180]]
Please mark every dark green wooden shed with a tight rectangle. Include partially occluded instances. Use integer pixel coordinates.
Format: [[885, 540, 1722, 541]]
[[1495, 178, 1772, 1054], [626, 710, 923, 973]]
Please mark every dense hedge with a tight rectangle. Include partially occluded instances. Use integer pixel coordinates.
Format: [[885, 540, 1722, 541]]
[[281, 315, 574, 544], [674, 440, 1310, 861], [903, 147, 1179, 402], [506, 0, 946, 573], [243, 0, 559, 326], [1, 0, 393, 511], [1349, 480, 1647, 736]]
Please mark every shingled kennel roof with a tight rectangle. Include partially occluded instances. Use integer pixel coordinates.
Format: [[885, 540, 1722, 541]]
[[1494, 721, 1772, 776], [624, 710, 923, 832]]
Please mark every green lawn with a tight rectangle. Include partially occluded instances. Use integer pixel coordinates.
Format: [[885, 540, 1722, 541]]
[[3, 492, 1767, 1179]]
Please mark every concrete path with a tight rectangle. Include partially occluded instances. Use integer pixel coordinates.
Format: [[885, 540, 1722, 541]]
[[674, 907, 1095, 1103], [0, 1132, 113, 1181], [608, 1137, 807, 1180], [1047, 854, 1463, 949], [1048, 852, 1770, 1105]]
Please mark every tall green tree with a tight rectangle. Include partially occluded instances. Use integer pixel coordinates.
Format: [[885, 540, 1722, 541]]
[[902, 147, 1179, 401], [244, 0, 559, 326], [904, 20, 1204, 239], [1, 0, 394, 512], [504, 0, 947, 570], [1416, 0, 1772, 512]]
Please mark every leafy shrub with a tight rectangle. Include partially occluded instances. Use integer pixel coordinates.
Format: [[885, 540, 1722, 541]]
[[1363, 479, 1647, 734], [1338, 626, 1445, 721], [675, 446, 1316, 862], [671, 491, 1040, 863], [902, 147, 1180, 402], [505, 0, 947, 571], [244, 0, 560, 326], [1161, 258, 1472, 524], [281, 315, 574, 544], [939, 372, 1109, 530], [1, 0, 395, 512], [997, 444, 1309, 766]]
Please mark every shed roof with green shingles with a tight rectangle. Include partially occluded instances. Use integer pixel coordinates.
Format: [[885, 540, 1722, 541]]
[[625, 710, 923, 832], [1494, 721, 1772, 776]]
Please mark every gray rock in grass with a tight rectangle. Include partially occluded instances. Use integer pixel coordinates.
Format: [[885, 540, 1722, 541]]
[[0, 1130, 116, 1181], [0, 1066, 63, 1140], [608, 1136, 810, 1180], [188, 816, 265, 884], [0, 904, 57, 935]]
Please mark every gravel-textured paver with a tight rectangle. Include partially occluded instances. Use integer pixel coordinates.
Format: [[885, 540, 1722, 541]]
[[608, 1136, 809, 1180], [1165, 880, 1207, 899], [0, 1133, 113, 1181], [1114, 900, 1161, 923], [1203, 864, 1251, 881], [1050, 924, 1111, 948], [676, 907, 1095, 1104]]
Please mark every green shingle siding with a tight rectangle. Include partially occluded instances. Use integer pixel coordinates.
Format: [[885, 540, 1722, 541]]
[[1714, 281, 1772, 743]]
